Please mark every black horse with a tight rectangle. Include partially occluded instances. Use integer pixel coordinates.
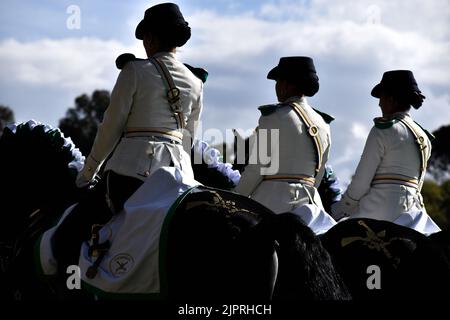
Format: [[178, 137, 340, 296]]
[[0, 121, 84, 300], [233, 130, 450, 299], [321, 218, 450, 299], [166, 187, 350, 300], [0, 121, 351, 301]]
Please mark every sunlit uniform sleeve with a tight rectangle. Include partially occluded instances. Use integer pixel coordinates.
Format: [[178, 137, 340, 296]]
[[184, 84, 203, 147], [76, 62, 136, 186], [333, 127, 385, 215], [234, 113, 278, 196]]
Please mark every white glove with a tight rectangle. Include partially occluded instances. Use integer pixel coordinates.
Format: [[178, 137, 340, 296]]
[[330, 202, 349, 221], [75, 155, 101, 188], [330, 192, 359, 221], [75, 171, 92, 188]]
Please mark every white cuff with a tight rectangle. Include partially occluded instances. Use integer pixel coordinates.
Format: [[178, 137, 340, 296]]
[[341, 192, 359, 208], [75, 155, 100, 187], [330, 192, 359, 220]]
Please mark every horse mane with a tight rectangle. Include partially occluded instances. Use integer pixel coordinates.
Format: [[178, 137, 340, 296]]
[[191, 140, 240, 190], [0, 121, 83, 235], [270, 213, 351, 300], [0, 120, 84, 299], [192, 162, 236, 190]]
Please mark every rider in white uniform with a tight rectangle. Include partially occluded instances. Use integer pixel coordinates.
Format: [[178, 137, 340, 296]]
[[76, 3, 203, 212], [45, 3, 204, 279], [234, 57, 336, 234], [331, 70, 440, 235]]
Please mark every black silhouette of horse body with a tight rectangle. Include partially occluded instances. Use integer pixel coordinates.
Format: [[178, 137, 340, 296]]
[[321, 218, 450, 299], [0, 121, 350, 300]]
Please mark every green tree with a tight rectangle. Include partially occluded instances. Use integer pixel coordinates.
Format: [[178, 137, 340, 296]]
[[422, 180, 450, 230], [428, 125, 450, 182], [439, 180, 450, 229], [58, 90, 110, 155], [0, 105, 15, 133]]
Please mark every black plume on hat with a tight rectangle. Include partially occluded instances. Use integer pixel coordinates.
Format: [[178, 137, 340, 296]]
[[135, 3, 190, 46], [267, 56, 319, 96]]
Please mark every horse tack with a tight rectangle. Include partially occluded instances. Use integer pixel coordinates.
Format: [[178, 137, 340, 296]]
[[85, 224, 111, 279], [185, 190, 258, 217], [12, 207, 48, 261], [150, 57, 186, 130], [340, 220, 415, 268]]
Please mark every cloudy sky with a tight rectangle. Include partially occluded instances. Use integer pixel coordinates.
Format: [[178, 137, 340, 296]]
[[1, 0, 449, 185]]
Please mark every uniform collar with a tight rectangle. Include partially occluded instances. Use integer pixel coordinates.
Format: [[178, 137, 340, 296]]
[[151, 51, 177, 59], [283, 96, 307, 105], [394, 111, 410, 118], [383, 111, 410, 121]]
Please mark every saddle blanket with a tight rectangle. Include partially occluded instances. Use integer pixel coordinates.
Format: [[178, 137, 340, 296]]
[[292, 203, 337, 235], [393, 209, 441, 236], [36, 167, 200, 298]]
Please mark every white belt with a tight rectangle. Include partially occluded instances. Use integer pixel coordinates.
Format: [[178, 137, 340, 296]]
[[371, 174, 419, 189], [263, 174, 316, 187], [124, 128, 183, 144]]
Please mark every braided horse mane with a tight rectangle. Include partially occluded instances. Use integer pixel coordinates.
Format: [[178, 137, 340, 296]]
[[0, 120, 84, 299]]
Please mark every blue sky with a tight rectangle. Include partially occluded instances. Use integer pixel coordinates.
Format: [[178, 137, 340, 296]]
[[1, 0, 449, 184]]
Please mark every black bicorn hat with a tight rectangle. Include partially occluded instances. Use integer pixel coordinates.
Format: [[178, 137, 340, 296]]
[[371, 70, 424, 99], [267, 56, 317, 81], [135, 3, 189, 40]]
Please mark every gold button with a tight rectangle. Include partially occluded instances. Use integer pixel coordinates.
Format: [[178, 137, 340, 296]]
[[309, 126, 319, 136]]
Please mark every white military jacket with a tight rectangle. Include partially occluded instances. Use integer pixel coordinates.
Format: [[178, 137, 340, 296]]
[[77, 52, 203, 184], [234, 96, 332, 215], [332, 112, 440, 234]]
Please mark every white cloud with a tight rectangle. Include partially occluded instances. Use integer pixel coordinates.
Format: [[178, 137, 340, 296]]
[[413, 90, 450, 131], [351, 122, 370, 140], [184, 7, 450, 87], [180, 0, 450, 184], [0, 37, 146, 91]]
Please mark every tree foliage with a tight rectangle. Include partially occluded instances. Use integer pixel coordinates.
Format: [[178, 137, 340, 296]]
[[421, 124, 450, 231], [422, 180, 450, 230], [58, 90, 110, 155], [428, 125, 450, 181], [0, 105, 15, 133]]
